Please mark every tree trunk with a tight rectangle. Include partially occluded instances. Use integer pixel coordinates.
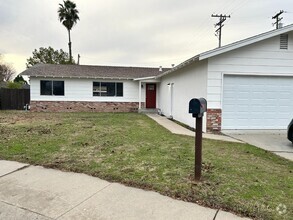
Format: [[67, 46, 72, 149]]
[[68, 29, 72, 63]]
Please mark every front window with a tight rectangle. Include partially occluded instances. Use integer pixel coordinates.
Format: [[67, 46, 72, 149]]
[[40, 80, 64, 96], [93, 82, 123, 97]]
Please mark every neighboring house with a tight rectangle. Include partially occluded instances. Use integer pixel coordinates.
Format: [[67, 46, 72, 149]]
[[21, 24, 293, 132]]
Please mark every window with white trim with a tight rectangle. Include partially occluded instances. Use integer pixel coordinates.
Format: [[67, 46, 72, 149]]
[[40, 80, 64, 96]]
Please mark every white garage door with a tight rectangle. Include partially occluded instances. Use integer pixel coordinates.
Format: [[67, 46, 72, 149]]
[[222, 75, 293, 129]]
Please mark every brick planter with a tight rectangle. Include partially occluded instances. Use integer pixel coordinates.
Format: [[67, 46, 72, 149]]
[[30, 101, 139, 113], [207, 109, 222, 133]]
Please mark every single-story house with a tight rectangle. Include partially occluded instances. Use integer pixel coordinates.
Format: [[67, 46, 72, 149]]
[[20, 64, 169, 112], [21, 24, 293, 132]]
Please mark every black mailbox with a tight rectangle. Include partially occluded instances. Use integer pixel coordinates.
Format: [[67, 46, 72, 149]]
[[189, 98, 207, 118]]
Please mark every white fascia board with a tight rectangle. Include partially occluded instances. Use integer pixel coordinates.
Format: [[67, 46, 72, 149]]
[[133, 76, 157, 81], [199, 24, 293, 60], [140, 79, 161, 83]]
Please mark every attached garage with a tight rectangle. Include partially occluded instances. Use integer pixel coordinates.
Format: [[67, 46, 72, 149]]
[[222, 75, 293, 129], [157, 24, 293, 132]]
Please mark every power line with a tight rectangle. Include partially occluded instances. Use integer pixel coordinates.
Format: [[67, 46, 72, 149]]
[[191, 0, 248, 51], [226, 0, 249, 17], [211, 14, 231, 47]]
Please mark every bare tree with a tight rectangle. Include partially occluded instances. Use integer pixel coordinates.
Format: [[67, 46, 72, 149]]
[[0, 62, 15, 82]]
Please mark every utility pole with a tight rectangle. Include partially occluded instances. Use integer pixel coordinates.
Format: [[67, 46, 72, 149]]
[[211, 14, 231, 48], [272, 10, 284, 29], [77, 54, 80, 65]]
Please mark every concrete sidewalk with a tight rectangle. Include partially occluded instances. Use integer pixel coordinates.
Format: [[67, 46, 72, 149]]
[[147, 114, 242, 143], [0, 160, 250, 220]]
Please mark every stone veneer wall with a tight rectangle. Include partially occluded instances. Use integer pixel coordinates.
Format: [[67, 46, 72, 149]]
[[30, 101, 140, 113], [207, 109, 222, 133]]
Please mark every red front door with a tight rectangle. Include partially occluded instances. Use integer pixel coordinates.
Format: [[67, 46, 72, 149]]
[[146, 84, 156, 108]]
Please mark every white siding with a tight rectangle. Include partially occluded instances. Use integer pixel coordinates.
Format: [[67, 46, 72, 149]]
[[30, 77, 140, 102], [158, 61, 208, 130], [207, 32, 293, 109]]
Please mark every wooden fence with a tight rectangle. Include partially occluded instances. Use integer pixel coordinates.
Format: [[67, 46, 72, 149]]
[[0, 88, 30, 110]]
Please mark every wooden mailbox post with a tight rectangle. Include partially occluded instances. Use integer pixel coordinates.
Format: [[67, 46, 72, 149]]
[[188, 98, 207, 181]]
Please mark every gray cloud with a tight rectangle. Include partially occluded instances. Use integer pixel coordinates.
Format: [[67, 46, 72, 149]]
[[0, 0, 293, 73]]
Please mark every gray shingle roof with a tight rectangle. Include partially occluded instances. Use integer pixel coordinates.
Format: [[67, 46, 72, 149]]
[[20, 64, 169, 79]]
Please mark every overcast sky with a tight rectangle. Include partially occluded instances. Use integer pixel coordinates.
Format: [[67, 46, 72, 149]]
[[1, 0, 293, 74]]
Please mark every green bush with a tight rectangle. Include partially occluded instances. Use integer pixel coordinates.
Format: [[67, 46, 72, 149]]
[[7, 81, 23, 89]]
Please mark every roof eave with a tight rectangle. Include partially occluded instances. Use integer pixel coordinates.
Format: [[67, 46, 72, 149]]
[[156, 55, 200, 78], [133, 76, 157, 81], [29, 75, 134, 80]]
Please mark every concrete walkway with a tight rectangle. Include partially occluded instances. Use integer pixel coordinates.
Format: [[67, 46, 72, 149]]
[[0, 160, 250, 220], [147, 114, 242, 143]]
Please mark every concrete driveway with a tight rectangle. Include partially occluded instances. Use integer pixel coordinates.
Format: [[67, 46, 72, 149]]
[[223, 130, 293, 161]]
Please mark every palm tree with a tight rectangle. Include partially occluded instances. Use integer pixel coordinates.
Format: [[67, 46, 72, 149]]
[[58, 0, 79, 64]]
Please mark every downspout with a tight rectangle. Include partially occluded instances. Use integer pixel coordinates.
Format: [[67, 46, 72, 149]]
[[138, 81, 142, 109], [168, 83, 174, 119]]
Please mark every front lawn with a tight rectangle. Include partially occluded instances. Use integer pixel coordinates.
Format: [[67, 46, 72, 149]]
[[0, 112, 292, 220]]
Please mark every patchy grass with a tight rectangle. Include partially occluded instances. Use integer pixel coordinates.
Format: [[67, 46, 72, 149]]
[[0, 111, 292, 220]]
